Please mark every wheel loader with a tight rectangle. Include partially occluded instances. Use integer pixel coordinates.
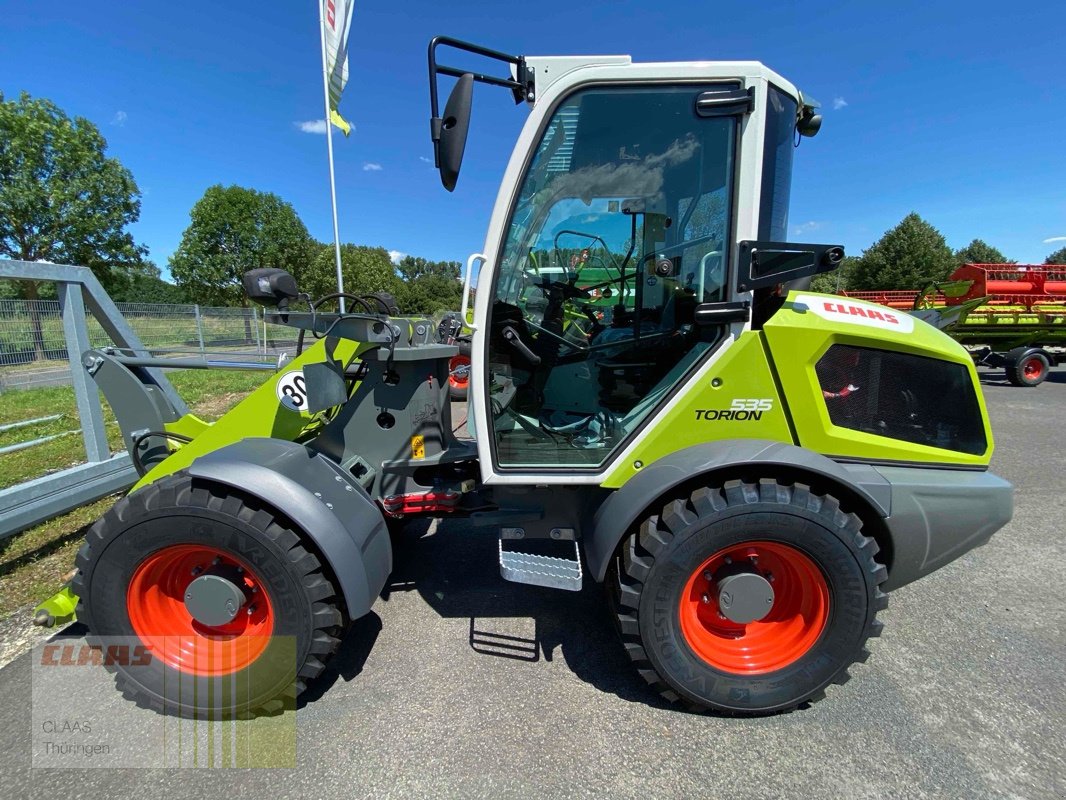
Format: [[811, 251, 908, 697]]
[[52, 37, 1014, 717]]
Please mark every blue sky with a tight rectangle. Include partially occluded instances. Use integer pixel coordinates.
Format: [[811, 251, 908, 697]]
[[2, 1, 1064, 279]]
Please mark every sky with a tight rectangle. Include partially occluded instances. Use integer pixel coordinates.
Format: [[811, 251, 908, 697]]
[[2, 1, 1064, 280]]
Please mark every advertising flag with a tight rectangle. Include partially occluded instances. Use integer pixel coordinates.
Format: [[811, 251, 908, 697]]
[[322, 0, 354, 135]]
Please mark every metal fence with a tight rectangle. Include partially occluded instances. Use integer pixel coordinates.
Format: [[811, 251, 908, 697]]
[[0, 258, 302, 538], [0, 299, 299, 392]]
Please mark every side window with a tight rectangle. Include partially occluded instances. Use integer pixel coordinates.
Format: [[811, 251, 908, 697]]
[[486, 86, 739, 469], [758, 85, 797, 242]]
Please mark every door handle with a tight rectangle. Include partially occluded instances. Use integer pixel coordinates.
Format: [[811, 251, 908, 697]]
[[462, 253, 485, 331], [694, 301, 751, 325], [502, 326, 541, 365]]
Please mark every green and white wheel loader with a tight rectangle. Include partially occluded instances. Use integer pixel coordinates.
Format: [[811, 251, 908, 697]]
[[59, 37, 1013, 717]]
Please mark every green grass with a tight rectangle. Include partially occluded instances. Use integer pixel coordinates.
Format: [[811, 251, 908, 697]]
[[0, 498, 114, 619], [0, 370, 268, 617], [0, 370, 268, 490]]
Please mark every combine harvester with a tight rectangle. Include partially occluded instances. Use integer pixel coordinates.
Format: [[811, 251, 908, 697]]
[[845, 263, 1066, 386]]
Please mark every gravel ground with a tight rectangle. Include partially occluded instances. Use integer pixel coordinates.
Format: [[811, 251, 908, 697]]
[[1, 370, 1063, 798]]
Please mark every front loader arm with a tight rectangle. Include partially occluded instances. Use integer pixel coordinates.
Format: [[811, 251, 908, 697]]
[[87, 337, 375, 492], [134, 337, 374, 490]]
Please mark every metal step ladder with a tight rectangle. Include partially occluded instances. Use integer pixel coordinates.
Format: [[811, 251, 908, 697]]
[[498, 539, 583, 592]]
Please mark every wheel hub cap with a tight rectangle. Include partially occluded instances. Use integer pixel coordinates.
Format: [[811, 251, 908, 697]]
[[716, 572, 775, 624], [184, 573, 246, 626]]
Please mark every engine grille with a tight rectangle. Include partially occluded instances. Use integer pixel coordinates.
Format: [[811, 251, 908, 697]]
[[815, 345, 986, 456]]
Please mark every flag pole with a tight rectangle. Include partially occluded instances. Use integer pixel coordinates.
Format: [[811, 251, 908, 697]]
[[317, 0, 346, 313]]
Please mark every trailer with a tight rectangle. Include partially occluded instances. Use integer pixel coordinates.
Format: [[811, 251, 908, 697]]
[[844, 263, 1066, 386]]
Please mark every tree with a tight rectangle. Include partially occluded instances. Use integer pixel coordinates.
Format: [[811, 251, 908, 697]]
[[848, 213, 955, 290], [169, 185, 315, 306], [1045, 246, 1066, 265], [300, 243, 400, 302], [394, 256, 463, 315], [954, 239, 1010, 267], [809, 255, 860, 294], [0, 92, 147, 353], [109, 262, 188, 304]]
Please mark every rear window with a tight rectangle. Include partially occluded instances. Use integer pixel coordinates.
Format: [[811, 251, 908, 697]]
[[816, 345, 986, 456]]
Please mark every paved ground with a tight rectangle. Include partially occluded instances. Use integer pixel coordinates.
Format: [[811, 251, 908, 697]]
[[1, 369, 1063, 798]]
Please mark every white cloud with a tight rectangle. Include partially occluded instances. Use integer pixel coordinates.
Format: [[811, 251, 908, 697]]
[[1043, 236, 1066, 244], [832, 97, 848, 110], [296, 119, 329, 134], [388, 250, 406, 264], [419, 156, 432, 164], [111, 111, 127, 126], [791, 221, 822, 236], [362, 162, 383, 172]]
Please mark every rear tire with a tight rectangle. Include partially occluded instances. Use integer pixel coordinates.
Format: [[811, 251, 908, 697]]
[[1006, 351, 1049, 387], [73, 473, 345, 718], [609, 479, 887, 715]]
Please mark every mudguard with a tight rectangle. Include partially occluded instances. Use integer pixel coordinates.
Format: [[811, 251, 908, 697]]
[[585, 439, 892, 582], [184, 437, 391, 619]]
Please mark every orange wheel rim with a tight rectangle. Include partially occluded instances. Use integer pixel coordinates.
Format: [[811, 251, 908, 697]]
[[448, 354, 471, 389], [678, 541, 829, 674], [127, 544, 274, 676]]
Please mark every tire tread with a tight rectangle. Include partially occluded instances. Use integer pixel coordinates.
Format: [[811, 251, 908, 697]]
[[73, 472, 346, 718], [610, 480, 888, 716]]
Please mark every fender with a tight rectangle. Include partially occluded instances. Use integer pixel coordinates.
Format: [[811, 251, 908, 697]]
[[585, 439, 893, 582], [184, 438, 391, 619]]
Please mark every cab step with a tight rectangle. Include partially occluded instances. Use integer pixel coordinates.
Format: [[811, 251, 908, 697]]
[[498, 539, 583, 592]]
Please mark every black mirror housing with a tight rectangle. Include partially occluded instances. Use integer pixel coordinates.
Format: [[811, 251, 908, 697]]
[[436, 73, 474, 191], [242, 268, 300, 309]]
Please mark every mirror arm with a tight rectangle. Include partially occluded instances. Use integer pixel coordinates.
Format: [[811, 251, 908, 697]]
[[428, 36, 533, 120], [735, 240, 845, 293]]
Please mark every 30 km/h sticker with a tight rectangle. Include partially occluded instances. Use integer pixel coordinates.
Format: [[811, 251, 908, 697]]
[[276, 370, 308, 412]]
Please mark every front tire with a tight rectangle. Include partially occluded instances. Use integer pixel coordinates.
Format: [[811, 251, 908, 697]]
[[609, 479, 887, 715], [73, 474, 345, 718], [447, 341, 472, 400]]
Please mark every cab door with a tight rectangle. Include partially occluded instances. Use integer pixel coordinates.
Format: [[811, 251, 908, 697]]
[[476, 83, 752, 477]]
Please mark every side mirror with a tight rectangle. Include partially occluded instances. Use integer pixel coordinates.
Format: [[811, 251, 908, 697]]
[[436, 73, 474, 192], [242, 268, 300, 310]]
